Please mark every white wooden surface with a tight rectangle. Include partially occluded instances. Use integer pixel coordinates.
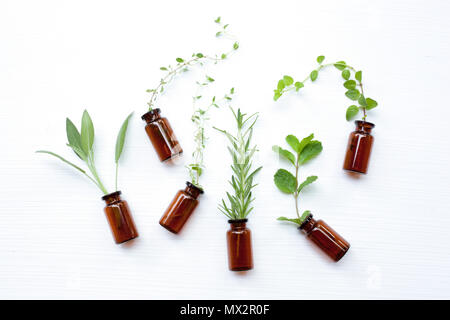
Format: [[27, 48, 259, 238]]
[[1, 0, 450, 299]]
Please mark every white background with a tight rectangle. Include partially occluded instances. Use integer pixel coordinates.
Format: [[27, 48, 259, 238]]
[[1, 0, 450, 299]]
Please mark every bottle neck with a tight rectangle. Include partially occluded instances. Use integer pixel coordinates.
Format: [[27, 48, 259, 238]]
[[141, 108, 161, 124], [102, 191, 122, 205], [229, 219, 248, 230], [184, 181, 204, 199], [299, 214, 316, 234], [355, 120, 375, 134]]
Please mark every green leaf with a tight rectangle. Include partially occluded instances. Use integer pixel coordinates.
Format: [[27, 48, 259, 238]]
[[233, 42, 239, 50], [160, 67, 168, 71], [277, 80, 285, 91], [310, 70, 318, 81], [176, 57, 184, 63], [196, 53, 204, 58], [300, 210, 311, 222], [272, 145, 295, 165], [345, 89, 360, 101], [297, 134, 314, 155], [66, 118, 85, 159], [342, 69, 350, 80], [358, 95, 367, 107], [215, 16, 221, 23], [36, 150, 87, 175], [286, 135, 301, 153], [366, 98, 378, 110], [298, 175, 318, 193], [294, 82, 304, 91], [206, 76, 215, 82], [283, 75, 294, 86], [343, 80, 356, 89], [115, 112, 133, 163], [80, 110, 94, 155], [355, 70, 362, 82], [277, 216, 301, 225], [273, 90, 282, 101], [299, 141, 323, 164], [316, 55, 325, 64], [334, 61, 346, 70], [346, 105, 359, 121], [274, 169, 297, 194]]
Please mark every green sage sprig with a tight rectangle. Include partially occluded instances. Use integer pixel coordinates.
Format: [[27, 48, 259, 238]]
[[37, 110, 133, 195], [146, 16, 239, 111], [215, 108, 262, 220], [273, 56, 378, 121], [187, 75, 235, 188], [273, 133, 322, 226]]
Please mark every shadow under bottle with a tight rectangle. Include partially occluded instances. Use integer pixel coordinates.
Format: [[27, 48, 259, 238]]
[[227, 219, 253, 271], [343, 120, 375, 174], [142, 108, 183, 162], [159, 182, 204, 234], [299, 214, 349, 262], [102, 191, 139, 244]]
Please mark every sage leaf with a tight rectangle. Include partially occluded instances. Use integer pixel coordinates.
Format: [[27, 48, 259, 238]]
[[272, 145, 295, 165], [342, 69, 350, 80], [343, 80, 356, 89], [310, 70, 318, 81], [298, 175, 318, 193], [283, 75, 294, 86], [299, 141, 323, 164], [274, 169, 297, 194], [36, 150, 87, 175], [355, 70, 362, 82], [80, 110, 94, 155], [316, 55, 325, 64], [345, 89, 360, 101], [286, 135, 301, 153], [366, 98, 378, 110], [115, 112, 133, 163], [346, 105, 359, 121], [277, 216, 301, 225], [66, 118, 85, 159]]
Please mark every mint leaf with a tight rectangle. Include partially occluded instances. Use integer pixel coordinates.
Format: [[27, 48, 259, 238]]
[[274, 169, 297, 194], [272, 145, 295, 165], [298, 175, 318, 193], [346, 105, 359, 121], [286, 135, 301, 153], [366, 98, 378, 110], [300, 210, 311, 223], [297, 134, 314, 155], [299, 141, 323, 164]]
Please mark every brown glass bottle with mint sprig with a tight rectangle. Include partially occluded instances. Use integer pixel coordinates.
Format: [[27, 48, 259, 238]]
[[343, 120, 375, 174], [142, 108, 183, 162]]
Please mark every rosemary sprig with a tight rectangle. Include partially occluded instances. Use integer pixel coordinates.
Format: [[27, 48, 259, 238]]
[[215, 108, 262, 220], [146, 17, 239, 111]]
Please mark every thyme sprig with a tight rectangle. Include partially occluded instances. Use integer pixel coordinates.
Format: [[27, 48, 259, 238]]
[[273, 56, 378, 121], [215, 108, 262, 220], [187, 76, 235, 188], [146, 17, 239, 111]]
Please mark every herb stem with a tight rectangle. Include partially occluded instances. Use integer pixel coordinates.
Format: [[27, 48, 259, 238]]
[[115, 163, 119, 191], [86, 154, 108, 195]]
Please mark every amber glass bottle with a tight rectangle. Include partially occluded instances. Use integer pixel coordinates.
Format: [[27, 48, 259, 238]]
[[102, 191, 139, 244], [141, 108, 183, 162], [343, 120, 375, 174], [227, 219, 253, 271], [299, 214, 350, 262], [159, 182, 203, 234]]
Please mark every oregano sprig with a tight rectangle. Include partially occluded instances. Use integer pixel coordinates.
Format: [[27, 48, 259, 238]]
[[273, 133, 323, 225], [273, 56, 378, 121], [215, 108, 262, 220], [37, 110, 133, 195], [187, 75, 235, 188], [146, 17, 239, 111]]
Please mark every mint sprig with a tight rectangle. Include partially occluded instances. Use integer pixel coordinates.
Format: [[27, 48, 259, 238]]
[[273, 133, 322, 226], [273, 55, 378, 121]]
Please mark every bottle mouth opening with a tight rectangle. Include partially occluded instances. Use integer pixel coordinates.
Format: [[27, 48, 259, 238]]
[[298, 213, 313, 230], [228, 219, 248, 224], [186, 181, 204, 194], [101, 190, 122, 201], [141, 108, 161, 121], [355, 120, 375, 128]]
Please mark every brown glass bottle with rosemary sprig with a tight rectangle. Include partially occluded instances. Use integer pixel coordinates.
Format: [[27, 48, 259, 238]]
[[142, 16, 239, 162], [37, 110, 138, 244], [272, 56, 378, 174], [215, 108, 262, 271], [273, 133, 350, 262]]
